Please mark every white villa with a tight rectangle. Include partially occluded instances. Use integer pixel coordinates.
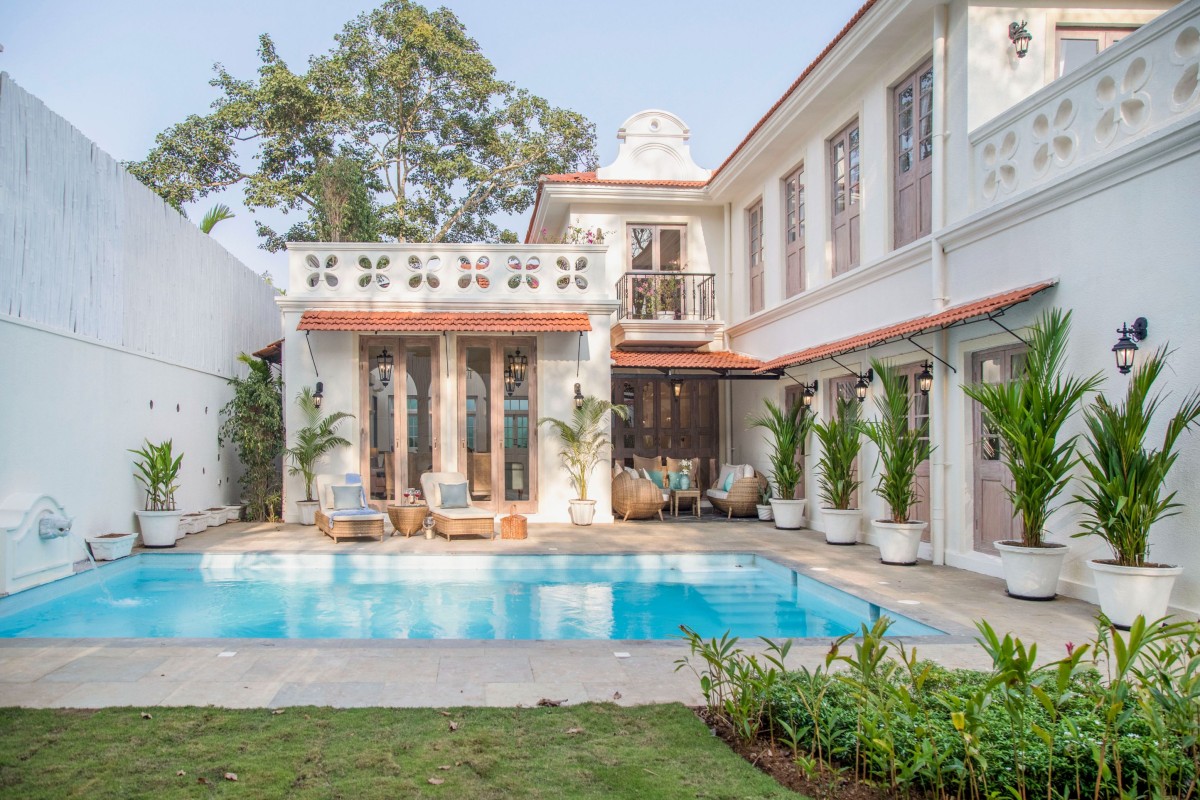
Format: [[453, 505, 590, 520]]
[[280, 0, 1200, 614]]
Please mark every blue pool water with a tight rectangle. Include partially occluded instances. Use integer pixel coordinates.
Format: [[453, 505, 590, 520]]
[[0, 553, 943, 640]]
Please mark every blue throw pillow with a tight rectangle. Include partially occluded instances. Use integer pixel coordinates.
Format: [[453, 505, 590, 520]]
[[667, 471, 684, 491], [439, 482, 469, 509], [723, 471, 736, 492], [647, 470, 665, 489], [331, 484, 362, 510]]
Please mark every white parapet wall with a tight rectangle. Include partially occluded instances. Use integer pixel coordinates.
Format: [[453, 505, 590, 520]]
[[0, 73, 281, 576]]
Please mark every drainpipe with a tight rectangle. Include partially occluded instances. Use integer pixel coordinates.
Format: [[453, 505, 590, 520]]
[[930, 3, 951, 566]]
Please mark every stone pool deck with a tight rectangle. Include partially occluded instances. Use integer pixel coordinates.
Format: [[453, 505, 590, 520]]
[[0, 516, 1121, 709]]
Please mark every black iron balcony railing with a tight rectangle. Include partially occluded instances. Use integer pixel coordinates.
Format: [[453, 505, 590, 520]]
[[616, 272, 716, 321]]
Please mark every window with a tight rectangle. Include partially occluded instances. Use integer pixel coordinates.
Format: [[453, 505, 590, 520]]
[[783, 167, 805, 296], [504, 398, 529, 449], [748, 201, 765, 313], [1056, 26, 1138, 78], [407, 397, 418, 448], [628, 224, 686, 271], [830, 120, 861, 275], [893, 60, 933, 248]]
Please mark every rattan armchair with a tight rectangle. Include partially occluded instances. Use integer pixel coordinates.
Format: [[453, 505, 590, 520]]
[[706, 470, 768, 519], [611, 471, 668, 521]]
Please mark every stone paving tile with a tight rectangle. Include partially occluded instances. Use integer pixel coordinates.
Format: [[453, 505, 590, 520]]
[[51, 681, 177, 708], [436, 654, 533, 685], [484, 681, 588, 707], [139, 654, 259, 683], [161, 682, 283, 708], [40, 655, 165, 683], [0, 681, 80, 706], [529, 655, 630, 684]]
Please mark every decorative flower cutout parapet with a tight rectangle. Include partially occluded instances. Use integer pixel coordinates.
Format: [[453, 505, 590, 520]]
[[980, 130, 1019, 202], [1170, 25, 1200, 111], [1031, 98, 1078, 177], [406, 255, 443, 290], [1094, 56, 1152, 147], [356, 255, 392, 289], [304, 254, 340, 289]]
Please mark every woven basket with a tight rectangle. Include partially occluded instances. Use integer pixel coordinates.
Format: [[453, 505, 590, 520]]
[[500, 505, 527, 540]]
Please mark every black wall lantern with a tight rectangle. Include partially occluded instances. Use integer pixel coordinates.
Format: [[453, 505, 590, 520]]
[[1009, 20, 1032, 58], [855, 368, 874, 403], [1112, 316, 1149, 374], [671, 378, 683, 399], [503, 367, 516, 397], [507, 349, 528, 388], [376, 349, 394, 387], [800, 380, 818, 408], [573, 382, 584, 410], [917, 362, 934, 396], [313, 381, 324, 409]]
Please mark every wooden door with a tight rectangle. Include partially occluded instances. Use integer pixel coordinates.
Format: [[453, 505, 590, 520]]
[[827, 375, 861, 509], [897, 362, 932, 538], [830, 120, 861, 276], [972, 345, 1026, 552], [784, 166, 806, 297], [748, 201, 765, 313], [893, 60, 933, 248]]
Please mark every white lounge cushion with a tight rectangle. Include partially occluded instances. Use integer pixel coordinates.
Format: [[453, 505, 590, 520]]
[[706, 489, 730, 501], [433, 507, 494, 521], [326, 510, 384, 521], [741, 464, 755, 478], [421, 471, 468, 509]]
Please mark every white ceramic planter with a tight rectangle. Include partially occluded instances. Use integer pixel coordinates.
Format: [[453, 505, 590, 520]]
[[174, 518, 188, 540], [821, 508, 860, 545], [85, 532, 136, 561], [205, 508, 228, 526], [770, 498, 807, 530], [756, 504, 774, 521], [994, 541, 1068, 600], [182, 514, 208, 534], [136, 510, 183, 548], [1089, 560, 1183, 629], [222, 505, 243, 523], [296, 500, 319, 526], [568, 499, 596, 526], [873, 520, 927, 565]]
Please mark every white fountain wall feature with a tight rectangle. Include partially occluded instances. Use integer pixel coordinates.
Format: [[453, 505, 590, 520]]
[[0, 493, 76, 595]]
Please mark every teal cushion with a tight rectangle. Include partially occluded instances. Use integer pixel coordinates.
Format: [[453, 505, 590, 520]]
[[667, 471, 684, 491], [723, 471, 736, 491], [647, 470, 664, 488], [331, 484, 362, 510], [439, 482, 469, 509]]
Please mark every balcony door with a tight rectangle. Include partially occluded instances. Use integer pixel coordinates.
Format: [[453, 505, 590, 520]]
[[360, 337, 441, 508], [458, 338, 538, 514], [972, 344, 1026, 552]]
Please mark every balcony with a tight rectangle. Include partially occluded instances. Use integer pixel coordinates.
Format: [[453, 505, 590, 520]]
[[612, 272, 723, 349]]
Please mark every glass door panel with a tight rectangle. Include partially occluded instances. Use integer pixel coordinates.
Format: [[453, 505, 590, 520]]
[[366, 342, 398, 504], [502, 345, 531, 502], [463, 346, 494, 504], [405, 344, 436, 495]]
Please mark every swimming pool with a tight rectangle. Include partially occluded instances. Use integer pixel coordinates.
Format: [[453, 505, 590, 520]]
[[0, 553, 943, 640]]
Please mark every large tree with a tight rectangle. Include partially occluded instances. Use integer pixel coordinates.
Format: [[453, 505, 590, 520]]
[[127, 0, 597, 248]]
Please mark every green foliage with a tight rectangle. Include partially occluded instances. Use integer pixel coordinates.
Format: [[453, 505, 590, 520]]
[[198, 202, 235, 234], [812, 397, 863, 510], [218, 354, 284, 521], [128, 439, 183, 511], [539, 397, 629, 501], [861, 359, 931, 523], [284, 388, 354, 502], [1073, 347, 1200, 566], [126, 0, 597, 250], [746, 398, 814, 499], [962, 308, 1102, 547]]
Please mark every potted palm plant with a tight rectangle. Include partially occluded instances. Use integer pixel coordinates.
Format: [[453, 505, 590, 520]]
[[748, 398, 814, 530], [130, 439, 184, 548], [540, 396, 630, 525], [814, 397, 863, 545], [963, 309, 1101, 599], [285, 387, 354, 525], [1073, 348, 1200, 628], [862, 360, 931, 564]]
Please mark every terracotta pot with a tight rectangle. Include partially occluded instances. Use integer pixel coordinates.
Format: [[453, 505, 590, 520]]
[[821, 508, 860, 545], [1089, 560, 1182, 629], [873, 520, 927, 565], [995, 540, 1068, 600]]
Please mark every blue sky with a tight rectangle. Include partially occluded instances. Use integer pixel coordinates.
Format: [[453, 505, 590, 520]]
[[3, 0, 864, 288]]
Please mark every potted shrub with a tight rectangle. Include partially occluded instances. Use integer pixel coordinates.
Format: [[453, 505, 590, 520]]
[[540, 396, 630, 525], [1073, 348, 1200, 628], [284, 387, 354, 525], [862, 360, 931, 564], [748, 398, 814, 530], [814, 397, 863, 545], [656, 274, 682, 320], [130, 439, 184, 548], [85, 532, 136, 561], [963, 309, 1101, 599], [756, 484, 774, 521]]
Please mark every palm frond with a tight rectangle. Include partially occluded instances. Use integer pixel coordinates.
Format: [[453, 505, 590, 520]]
[[861, 360, 931, 523], [199, 203, 235, 234], [538, 396, 628, 500], [284, 388, 355, 501]]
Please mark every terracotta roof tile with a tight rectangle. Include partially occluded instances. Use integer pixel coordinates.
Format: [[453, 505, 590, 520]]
[[252, 338, 283, 364], [298, 311, 592, 333], [541, 171, 709, 188], [756, 281, 1057, 372], [611, 350, 765, 370]]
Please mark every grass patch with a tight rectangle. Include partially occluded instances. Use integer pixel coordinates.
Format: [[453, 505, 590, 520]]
[[0, 703, 801, 799]]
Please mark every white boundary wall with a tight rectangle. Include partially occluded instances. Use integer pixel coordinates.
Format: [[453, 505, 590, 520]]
[[0, 73, 280, 559]]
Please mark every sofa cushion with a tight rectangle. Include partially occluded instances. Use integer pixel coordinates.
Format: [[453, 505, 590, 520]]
[[706, 489, 729, 501], [716, 464, 738, 491], [646, 470, 664, 488], [420, 471, 467, 509], [439, 482, 469, 509], [331, 484, 363, 510], [624, 466, 639, 480], [433, 507, 494, 521], [667, 471, 685, 491], [741, 464, 755, 478]]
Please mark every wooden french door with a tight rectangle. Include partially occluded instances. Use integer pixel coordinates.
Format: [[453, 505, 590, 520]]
[[611, 377, 718, 491], [360, 336, 441, 508], [457, 338, 538, 514], [830, 119, 861, 276], [972, 345, 1027, 552], [784, 166, 806, 297], [897, 362, 932, 538]]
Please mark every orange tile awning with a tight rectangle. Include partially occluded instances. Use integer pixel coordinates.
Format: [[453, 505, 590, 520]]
[[756, 281, 1057, 372], [298, 311, 592, 333], [611, 350, 765, 371]]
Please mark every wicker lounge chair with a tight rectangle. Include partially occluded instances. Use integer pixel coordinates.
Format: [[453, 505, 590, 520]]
[[706, 465, 768, 519], [611, 470, 668, 521], [314, 474, 386, 542], [420, 471, 495, 541]]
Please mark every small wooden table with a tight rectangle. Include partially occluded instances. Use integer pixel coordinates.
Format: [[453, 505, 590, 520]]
[[671, 488, 702, 519], [387, 503, 429, 537]]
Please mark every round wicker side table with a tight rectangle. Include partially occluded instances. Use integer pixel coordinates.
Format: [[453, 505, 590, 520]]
[[387, 503, 429, 538]]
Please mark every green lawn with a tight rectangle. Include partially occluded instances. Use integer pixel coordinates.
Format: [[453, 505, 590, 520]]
[[0, 703, 800, 799]]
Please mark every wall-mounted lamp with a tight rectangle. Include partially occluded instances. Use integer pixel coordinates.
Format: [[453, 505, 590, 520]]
[[800, 380, 818, 408], [1009, 20, 1032, 58], [377, 349, 394, 387], [671, 378, 683, 399], [573, 382, 584, 410], [1112, 316, 1149, 375], [503, 367, 516, 397], [507, 349, 528, 388], [917, 362, 934, 396], [855, 368, 874, 403], [313, 381, 324, 409]]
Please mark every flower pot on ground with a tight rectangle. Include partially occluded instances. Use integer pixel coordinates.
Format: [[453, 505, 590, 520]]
[[814, 397, 864, 546], [755, 485, 774, 521], [540, 396, 630, 526], [862, 360, 932, 565], [85, 532, 136, 561], [1072, 347, 1200, 627], [963, 308, 1102, 599], [748, 398, 814, 532], [285, 386, 354, 525], [130, 438, 183, 548]]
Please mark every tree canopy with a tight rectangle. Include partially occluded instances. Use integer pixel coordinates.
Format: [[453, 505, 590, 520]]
[[127, 0, 597, 249]]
